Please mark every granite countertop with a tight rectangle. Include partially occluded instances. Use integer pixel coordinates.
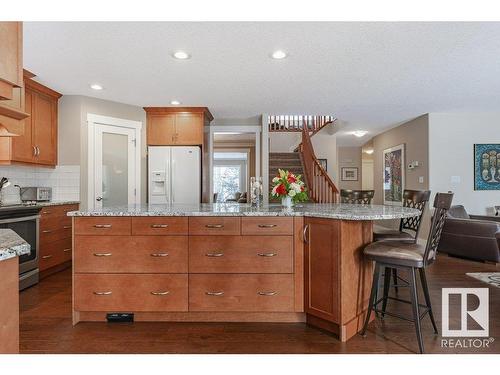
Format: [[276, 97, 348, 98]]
[[67, 203, 420, 221], [37, 200, 80, 207], [0, 229, 30, 262]]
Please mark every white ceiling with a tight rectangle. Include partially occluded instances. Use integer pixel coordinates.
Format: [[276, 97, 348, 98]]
[[23, 22, 500, 145]]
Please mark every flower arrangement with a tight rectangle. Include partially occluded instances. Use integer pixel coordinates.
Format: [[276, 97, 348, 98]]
[[271, 169, 308, 206]]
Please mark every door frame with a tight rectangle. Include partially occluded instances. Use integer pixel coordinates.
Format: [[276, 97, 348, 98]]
[[87, 113, 142, 209], [208, 125, 261, 203]]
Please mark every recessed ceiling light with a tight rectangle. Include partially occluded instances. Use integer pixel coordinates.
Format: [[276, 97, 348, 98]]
[[90, 84, 103, 90], [271, 50, 287, 59], [364, 149, 374, 155], [352, 130, 368, 137], [170, 100, 181, 105], [173, 51, 190, 60]]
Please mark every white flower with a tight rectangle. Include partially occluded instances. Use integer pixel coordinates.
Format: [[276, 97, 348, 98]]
[[288, 189, 296, 197], [271, 185, 278, 196], [272, 177, 279, 183], [291, 183, 301, 193]]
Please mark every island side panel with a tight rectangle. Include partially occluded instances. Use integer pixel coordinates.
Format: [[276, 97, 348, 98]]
[[0, 256, 19, 353], [304, 217, 374, 342], [293, 216, 304, 312], [339, 220, 374, 342]]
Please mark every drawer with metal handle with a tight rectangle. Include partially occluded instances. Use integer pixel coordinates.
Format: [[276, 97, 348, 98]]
[[189, 274, 294, 312], [74, 217, 131, 235], [131, 217, 188, 235], [189, 236, 293, 273], [74, 274, 188, 312], [189, 217, 241, 235], [241, 217, 294, 235], [74, 235, 188, 273]]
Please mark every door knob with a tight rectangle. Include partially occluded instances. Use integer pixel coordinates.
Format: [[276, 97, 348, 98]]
[[96, 196, 103, 201]]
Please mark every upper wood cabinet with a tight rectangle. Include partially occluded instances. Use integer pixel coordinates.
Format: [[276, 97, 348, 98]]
[[0, 22, 29, 140], [144, 107, 213, 146], [1, 72, 61, 166]]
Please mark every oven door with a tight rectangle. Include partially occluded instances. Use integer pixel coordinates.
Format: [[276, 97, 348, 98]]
[[0, 215, 39, 274]]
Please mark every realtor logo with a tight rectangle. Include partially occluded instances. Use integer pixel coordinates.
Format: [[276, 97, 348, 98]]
[[442, 288, 489, 337]]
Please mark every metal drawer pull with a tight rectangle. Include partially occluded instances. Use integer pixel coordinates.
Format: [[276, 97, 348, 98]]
[[258, 224, 277, 228], [93, 253, 112, 257], [257, 252, 277, 257], [41, 255, 53, 259], [42, 211, 52, 214], [63, 248, 71, 252], [205, 224, 224, 228], [150, 253, 169, 257], [151, 291, 170, 296], [206, 291, 224, 296], [205, 252, 224, 257], [258, 291, 278, 296], [151, 224, 168, 228], [94, 224, 112, 228], [93, 291, 112, 295], [42, 230, 52, 234], [63, 225, 71, 229]]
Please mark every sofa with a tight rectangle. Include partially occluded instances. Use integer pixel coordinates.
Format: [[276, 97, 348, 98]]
[[438, 205, 500, 264]]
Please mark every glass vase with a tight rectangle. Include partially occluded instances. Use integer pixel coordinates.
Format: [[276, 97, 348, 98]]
[[250, 177, 263, 207]]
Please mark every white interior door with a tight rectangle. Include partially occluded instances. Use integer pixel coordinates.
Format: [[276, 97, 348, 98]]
[[94, 124, 137, 209]]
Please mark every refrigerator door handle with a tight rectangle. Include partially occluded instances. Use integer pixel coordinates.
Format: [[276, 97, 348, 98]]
[[171, 157, 175, 203]]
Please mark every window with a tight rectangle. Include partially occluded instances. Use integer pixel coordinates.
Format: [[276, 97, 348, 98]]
[[213, 165, 241, 202]]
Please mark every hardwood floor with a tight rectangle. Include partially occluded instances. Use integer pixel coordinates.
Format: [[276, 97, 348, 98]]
[[19, 255, 499, 354]]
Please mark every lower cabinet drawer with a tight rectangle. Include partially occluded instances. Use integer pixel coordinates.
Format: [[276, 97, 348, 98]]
[[189, 274, 294, 312], [189, 236, 293, 273], [74, 236, 188, 273], [74, 274, 188, 312], [39, 237, 72, 271], [40, 227, 71, 246], [74, 217, 131, 235]]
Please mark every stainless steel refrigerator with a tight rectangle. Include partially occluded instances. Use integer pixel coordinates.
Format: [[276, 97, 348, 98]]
[[148, 146, 201, 204]]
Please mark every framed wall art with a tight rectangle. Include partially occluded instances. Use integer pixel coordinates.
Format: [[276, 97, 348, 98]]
[[474, 144, 500, 190], [383, 144, 405, 205], [341, 167, 358, 181]]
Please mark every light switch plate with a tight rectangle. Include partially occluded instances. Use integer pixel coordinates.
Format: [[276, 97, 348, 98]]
[[418, 176, 424, 183]]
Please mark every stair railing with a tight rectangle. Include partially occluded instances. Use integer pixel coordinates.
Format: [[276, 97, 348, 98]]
[[298, 121, 339, 203], [268, 115, 335, 133]]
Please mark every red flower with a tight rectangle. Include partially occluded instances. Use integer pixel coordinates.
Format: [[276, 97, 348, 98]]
[[276, 183, 286, 195], [287, 174, 296, 183], [301, 186, 305, 192]]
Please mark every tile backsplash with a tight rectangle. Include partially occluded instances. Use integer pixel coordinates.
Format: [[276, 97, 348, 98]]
[[0, 165, 80, 204]]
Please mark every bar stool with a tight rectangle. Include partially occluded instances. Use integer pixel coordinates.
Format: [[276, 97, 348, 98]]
[[340, 189, 375, 204], [373, 189, 431, 293], [360, 192, 454, 353]]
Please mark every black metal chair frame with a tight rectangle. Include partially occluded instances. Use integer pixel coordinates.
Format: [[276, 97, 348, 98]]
[[340, 189, 375, 204], [361, 192, 453, 353]]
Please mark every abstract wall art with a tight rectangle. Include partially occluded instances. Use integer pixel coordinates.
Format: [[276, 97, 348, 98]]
[[474, 144, 500, 190]]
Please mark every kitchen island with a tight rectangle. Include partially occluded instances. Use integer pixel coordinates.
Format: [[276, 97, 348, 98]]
[[0, 229, 30, 354], [69, 203, 419, 342]]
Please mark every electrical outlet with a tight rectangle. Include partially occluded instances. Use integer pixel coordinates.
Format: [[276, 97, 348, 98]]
[[418, 176, 424, 184]]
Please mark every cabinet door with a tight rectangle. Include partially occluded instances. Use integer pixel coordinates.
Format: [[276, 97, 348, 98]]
[[33, 93, 57, 165], [304, 217, 339, 323], [147, 114, 176, 145], [0, 22, 22, 100], [11, 88, 34, 163], [174, 113, 203, 145]]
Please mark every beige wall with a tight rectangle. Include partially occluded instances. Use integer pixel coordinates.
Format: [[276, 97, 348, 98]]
[[58, 95, 146, 208], [429, 113, 500, 215], [310, 130, 338, 183], [371, 114, 430, 237], [337, 146, 362, 190]]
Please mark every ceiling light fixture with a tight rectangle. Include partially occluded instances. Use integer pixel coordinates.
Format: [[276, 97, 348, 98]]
[[364, 149, 374, 155], [271, 50, 287, 59], [170, 100, 181, 105], [352, 130, 368, 138], [173, 51, 190, 60], [90, 84, 103, 90]]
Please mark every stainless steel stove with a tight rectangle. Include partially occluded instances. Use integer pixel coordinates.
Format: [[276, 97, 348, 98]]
[[0, 203, 42, 290]]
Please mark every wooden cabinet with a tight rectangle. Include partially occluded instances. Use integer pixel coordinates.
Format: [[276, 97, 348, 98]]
[[39, 204, 78, 275], [0, 22, 23, 102], [1, 72, 61, 166], [73, 216, 303, 323], [304, 218, 340, 323], [0, 257, 19, 354], [144, 107, 212, 146], [304, 217, 374, 341]]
